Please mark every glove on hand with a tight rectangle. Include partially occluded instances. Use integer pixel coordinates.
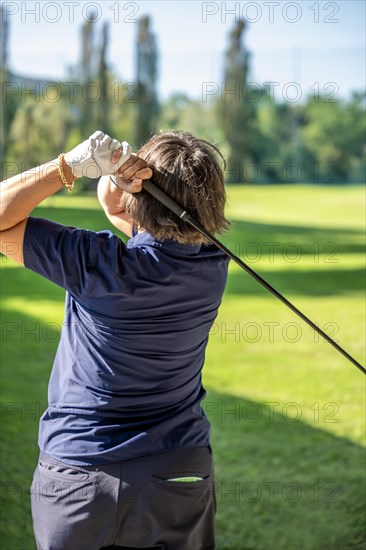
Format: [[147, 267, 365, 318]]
[[65, 131, 132, 178]]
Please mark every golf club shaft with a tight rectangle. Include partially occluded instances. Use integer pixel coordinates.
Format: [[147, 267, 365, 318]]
[[142, 179, 365, 376]]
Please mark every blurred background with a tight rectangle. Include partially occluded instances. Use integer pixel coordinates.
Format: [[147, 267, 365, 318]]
[[1, 2, 365, 549], [1, 0, 365, 184]]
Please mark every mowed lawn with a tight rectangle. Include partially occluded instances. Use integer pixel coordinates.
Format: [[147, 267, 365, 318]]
[[1, 185, 365, 550]]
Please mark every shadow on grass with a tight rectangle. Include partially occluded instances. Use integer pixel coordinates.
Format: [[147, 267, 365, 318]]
[[19, 209, 365, 299], [225, 265, 365, 297], [224, 219, 365, 255], [26, 207, 366, 258], [1, 209, 364, 549], [0, 306, 56, 550], [221, 219, 365, 297], [204, 389, 365, 550], [1, 321, 365, 550]]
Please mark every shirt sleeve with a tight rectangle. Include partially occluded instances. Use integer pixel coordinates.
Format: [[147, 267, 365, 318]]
[[23, 217, 122, 298]]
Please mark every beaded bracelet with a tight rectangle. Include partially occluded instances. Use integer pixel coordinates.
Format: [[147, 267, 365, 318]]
[[58, 153, 75, 193]]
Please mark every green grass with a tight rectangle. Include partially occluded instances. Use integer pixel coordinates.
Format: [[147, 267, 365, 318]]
[[1, 185, 365, 549]]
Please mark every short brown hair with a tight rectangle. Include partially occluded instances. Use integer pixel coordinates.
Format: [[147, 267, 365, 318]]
[[120, 131, 230, 244]]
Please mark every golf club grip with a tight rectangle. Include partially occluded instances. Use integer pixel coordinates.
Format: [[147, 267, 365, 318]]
[[142, 180, 187, 219]]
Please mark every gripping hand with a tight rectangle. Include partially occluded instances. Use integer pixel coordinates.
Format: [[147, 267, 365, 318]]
[[65, 131, 132, 178]]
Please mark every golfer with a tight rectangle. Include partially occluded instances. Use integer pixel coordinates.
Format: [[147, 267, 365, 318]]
[[0, 130, 230, 550]]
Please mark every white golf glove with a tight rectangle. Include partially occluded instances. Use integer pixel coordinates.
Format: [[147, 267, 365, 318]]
[[65, 130, 132, 179]]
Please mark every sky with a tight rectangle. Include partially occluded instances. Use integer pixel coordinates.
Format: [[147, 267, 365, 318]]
[[2, 0, 366, 101]]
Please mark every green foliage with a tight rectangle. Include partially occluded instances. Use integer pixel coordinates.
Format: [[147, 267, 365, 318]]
[[108, 75, 135, 146], [300, 93, 366, 183], [158, 93, 225, 146], [2, 19, 364, 185], [246, 94, 294, 183], [6, 99, 70, 169], [96, 22, 111, 134], [0, 71, 21, 177], [221, 21, 259, 182], [135, 16, 159, 147]]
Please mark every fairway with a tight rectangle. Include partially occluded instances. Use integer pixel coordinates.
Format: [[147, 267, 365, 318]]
[[1, 185, 365, 549]]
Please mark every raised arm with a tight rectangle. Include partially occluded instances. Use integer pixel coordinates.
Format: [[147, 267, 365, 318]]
[[97, 155, 153, 238], [0, 160, 73, 233], [0, 131, 132, 264]]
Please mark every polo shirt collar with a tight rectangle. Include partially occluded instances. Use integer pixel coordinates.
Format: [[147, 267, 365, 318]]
[[127, 231, 202, 256]]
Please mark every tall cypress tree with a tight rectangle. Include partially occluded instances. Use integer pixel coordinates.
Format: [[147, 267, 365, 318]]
[[80, 13, 97, 136], [135, 16, 159, 147], [97, 21, 110, 134], [222, 20, 256, 183], [0, 3, 9, 78], [0, 4, 9, 172]]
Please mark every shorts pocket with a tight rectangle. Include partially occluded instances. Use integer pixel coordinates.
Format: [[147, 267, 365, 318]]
[[148, 469, 216, 546], [33, 460, 98, 502], [38, 460, 92, 481]]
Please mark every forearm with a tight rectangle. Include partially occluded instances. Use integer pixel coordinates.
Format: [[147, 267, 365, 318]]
[[0, 130, 132, 232], [0, 159, 75, 231], [97, 176, 133, 237], [97, 176, 124, 215]]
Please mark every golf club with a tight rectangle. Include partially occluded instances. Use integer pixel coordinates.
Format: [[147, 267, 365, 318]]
[[141, 179, 365, 376]]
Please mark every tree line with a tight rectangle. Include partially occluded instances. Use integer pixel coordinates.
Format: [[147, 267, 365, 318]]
[[1, 10, 364, 185]]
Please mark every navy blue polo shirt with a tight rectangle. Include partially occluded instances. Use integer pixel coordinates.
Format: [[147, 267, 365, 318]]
[[23, 217, 229, 465]]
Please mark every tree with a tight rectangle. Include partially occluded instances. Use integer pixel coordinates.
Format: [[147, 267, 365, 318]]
[[135, 16, 159, 147], [7, 99, 69, 171], [159, 92, 225, 152], [300, 94, 366, 183], [97, 21, 110, 134], [221, 20, 258, 183], [80, 13, 98, 136], [0, 3, 10, 173], [254, 91, 296, 183]]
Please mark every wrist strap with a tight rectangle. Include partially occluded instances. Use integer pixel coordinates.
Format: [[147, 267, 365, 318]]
[[58, 154, 75, 193]]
